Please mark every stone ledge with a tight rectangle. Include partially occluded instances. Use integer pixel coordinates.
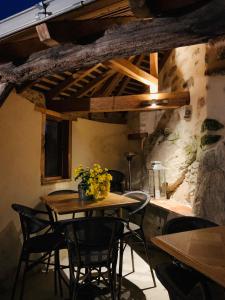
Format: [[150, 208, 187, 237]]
[[150, 199, 194, 216]]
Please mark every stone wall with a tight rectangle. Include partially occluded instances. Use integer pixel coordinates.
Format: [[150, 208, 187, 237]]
[[128, 43, 225, 225]]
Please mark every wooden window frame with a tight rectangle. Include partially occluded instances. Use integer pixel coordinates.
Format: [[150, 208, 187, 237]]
[[41, 113, 72, 185]]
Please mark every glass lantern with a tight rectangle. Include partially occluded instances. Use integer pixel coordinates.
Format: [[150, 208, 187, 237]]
[[149, 161, 167, 199]]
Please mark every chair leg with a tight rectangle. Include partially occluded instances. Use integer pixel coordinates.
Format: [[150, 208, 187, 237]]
[[55, 250, 63, 297], [11, 252, 23, 300], [143, 236, 156, 288], [45, 253, 51, 274], [54, 252, 58, 295], [19, 254, 29, 300], [108, 268, 116, 300], [130, 246, 135, 273], [118, 239, 124, 300], [72, 213, 76, 219], [72, 268, 80, 300]]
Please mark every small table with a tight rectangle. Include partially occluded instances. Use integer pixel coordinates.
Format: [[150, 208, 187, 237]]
[[151, 226, 225, 288], [41, 192, 139, 215]]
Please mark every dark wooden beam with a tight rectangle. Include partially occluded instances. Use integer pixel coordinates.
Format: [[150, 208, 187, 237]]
[[0, 0, 224, 85], [46, 92, 190, 113], [0, 83, 14, 107], [129, 0, 210, 17]]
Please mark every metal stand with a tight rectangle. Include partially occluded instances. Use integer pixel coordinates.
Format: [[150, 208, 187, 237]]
[[124, 152, 137, 191]]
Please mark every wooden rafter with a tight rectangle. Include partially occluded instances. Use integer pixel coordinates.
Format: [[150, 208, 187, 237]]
[[47, 92, 190, 113], [150, 52, 158, 92], [46, 74, 78, 100], [46, 64, 105, 100], [100, 56, 135, 96], [105, 58, 158, 89], [36, 23, 59, 47], [117, 55, 144, 95], [71, 70, 115, 98]]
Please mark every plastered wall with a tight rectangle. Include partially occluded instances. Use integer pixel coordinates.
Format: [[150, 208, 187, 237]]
[[0, 92, 128, 291]]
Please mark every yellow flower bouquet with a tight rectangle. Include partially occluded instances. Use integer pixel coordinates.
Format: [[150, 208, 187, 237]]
[[74, 164, 112, 200]]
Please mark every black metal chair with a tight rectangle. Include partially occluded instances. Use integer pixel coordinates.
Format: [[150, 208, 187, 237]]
[[47, 189, 78, 222], [64, 217, 124, 300], [108, 170, 126, 194], [122, 191, 156, 289], [11, 203, 66, 300], [162, 216, 217, 235], [155, 216, 218, 300]]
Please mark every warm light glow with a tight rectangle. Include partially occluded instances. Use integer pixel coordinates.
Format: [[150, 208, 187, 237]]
[[150, 102, 157, 108], [150, 83, 158, 94]]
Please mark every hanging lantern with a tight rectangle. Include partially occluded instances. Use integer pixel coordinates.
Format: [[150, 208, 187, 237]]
[[149, 161, 167, 199]]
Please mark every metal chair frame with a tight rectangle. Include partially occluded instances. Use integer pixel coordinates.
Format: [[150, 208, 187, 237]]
[[122, 191, 156, 290], [64, 217, 125, 300], [11, 203, 66, 300]]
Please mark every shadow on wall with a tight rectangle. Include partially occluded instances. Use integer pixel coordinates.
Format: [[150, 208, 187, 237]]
[[0, 221, 21, 293]]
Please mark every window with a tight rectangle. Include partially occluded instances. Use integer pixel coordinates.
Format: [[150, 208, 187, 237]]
[[41, 115, 71, 184]]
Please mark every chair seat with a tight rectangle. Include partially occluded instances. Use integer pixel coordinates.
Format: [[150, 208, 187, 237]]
[[123, 222, 141, 235], [155, 262, 204, 297], [24, 232, 66, 253]]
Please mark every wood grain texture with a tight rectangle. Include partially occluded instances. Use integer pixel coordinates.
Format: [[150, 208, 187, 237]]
[[1, 0, 225, 85], [152, 226, 225, 288], [150, 199, 193, 216], [47, 92, 190, 112], [41, 192, 139, 214]]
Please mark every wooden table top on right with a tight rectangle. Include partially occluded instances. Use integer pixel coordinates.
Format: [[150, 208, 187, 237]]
[[151, 226, 225, 288]]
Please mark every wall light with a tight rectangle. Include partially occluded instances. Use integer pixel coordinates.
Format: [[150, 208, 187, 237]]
[[141, 99, 168, 108]]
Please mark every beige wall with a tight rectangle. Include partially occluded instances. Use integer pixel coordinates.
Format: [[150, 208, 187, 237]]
[[0, 92, 128, 290]]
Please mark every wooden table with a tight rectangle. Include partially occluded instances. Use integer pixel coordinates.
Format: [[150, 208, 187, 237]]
[[41, 192, 139, 215], [151, 199, 193, 217], [151, 226, 225, 288]]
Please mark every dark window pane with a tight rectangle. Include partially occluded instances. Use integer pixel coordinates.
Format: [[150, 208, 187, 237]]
[[44, 117, 70, 179], [45, 119, 62, 177]]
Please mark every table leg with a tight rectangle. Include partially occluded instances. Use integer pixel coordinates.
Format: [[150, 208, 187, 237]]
[[118, 238, 124, 300]]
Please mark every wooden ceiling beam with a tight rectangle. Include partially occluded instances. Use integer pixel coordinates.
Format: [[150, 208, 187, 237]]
[[47, 91, 190, 113], [105, 58, 158, 90], [69, 70, 116, 98], [36, 23, 59, 47], [150, 53, 158, 93], [129, 0, 210, 18], [100, 56, 135, 96], [117, 55, 144, 95], [34, 105, 72, 120], [1, 0, 225, 85]]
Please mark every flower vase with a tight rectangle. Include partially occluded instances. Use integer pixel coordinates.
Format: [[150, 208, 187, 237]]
[[78, 183, 93, 201]]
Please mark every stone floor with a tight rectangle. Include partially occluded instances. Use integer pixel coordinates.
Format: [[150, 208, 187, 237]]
[[1, 246, 170, 300]]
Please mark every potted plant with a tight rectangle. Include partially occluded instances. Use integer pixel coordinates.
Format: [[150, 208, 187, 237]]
[[74, 164, 112, 200]]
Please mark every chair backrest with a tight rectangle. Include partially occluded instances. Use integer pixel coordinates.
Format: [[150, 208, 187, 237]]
[[12, 204, 50, 241], [123, 191, 149, 213], [64, 217, 124, 269], [123, 191, 150, 227], [108, 170, 126, 193], [47, 190, 78, 222], [48, 189, 77, 195], [163, 216, 217, 235]]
